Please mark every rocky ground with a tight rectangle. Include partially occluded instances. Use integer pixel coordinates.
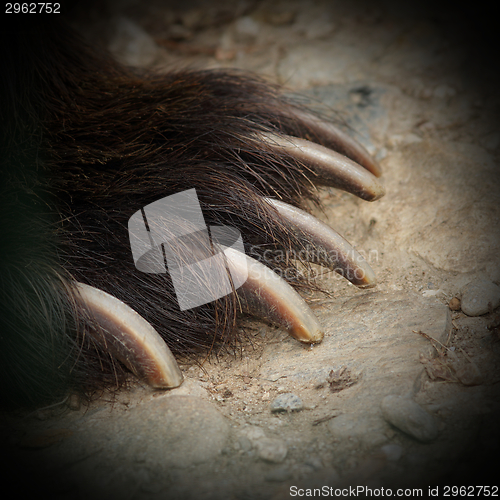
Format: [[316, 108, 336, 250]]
[[2, 1, 500, 498]]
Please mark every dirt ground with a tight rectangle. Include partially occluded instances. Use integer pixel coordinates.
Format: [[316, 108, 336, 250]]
[[2, 1, 500, 498]]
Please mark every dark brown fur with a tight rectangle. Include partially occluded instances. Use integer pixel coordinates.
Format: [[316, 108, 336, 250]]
[[1, 16, 332, 407]]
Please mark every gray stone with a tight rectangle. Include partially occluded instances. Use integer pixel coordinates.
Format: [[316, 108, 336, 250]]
[[108, 17, 159, 67], [328, 414, 389, 448], [255, 437, 288, 463], [461, 279, 500, 316], [270, 393, 304, 413], [238, 426, 288, 463], [304, 456, 324, 471], [237, 436, 252, 453], [234, 16, 260, 41], [381, 395, 439, 442], [240, 425, 266, 444]]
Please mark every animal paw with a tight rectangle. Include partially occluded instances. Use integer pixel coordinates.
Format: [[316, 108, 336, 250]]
[[65, 69, 385, 392], [0, 19, 385, 405]]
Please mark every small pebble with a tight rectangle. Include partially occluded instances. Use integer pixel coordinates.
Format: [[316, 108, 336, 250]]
[[237, 436, 252, 453], [448, 297, 461, 311], [242, 425, 266, 443], [461, 279, 500, 316], [304, 456, 324, 470], [256, 437, 288, 463], [108, 17, 158, 67], [381, 395, 439, 443], [234, 16, 260, 41], [328, 413, 388, 447], [270, 393, 304, 413]]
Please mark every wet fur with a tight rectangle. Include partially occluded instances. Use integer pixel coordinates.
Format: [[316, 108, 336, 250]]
[[0, 16, 334, 407]]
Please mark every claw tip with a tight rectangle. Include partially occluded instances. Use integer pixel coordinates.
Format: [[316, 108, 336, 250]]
[[289, 324, 324, 344]]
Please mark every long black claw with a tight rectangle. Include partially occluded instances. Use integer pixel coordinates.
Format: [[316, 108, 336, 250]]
[[265, 198, 376, 287], [257, 132, 385, 201], [290, 110, 383, 177], [222, 248, 324, 343], [74, 282, 184, 389]]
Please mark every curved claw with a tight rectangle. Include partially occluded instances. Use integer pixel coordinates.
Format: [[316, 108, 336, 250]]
[[74, 282, 183, 389], [290, 110, 383, 177], [222, 248, 323, 344], [265, 198, 376, 287], [257, 132, 385, 201]]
